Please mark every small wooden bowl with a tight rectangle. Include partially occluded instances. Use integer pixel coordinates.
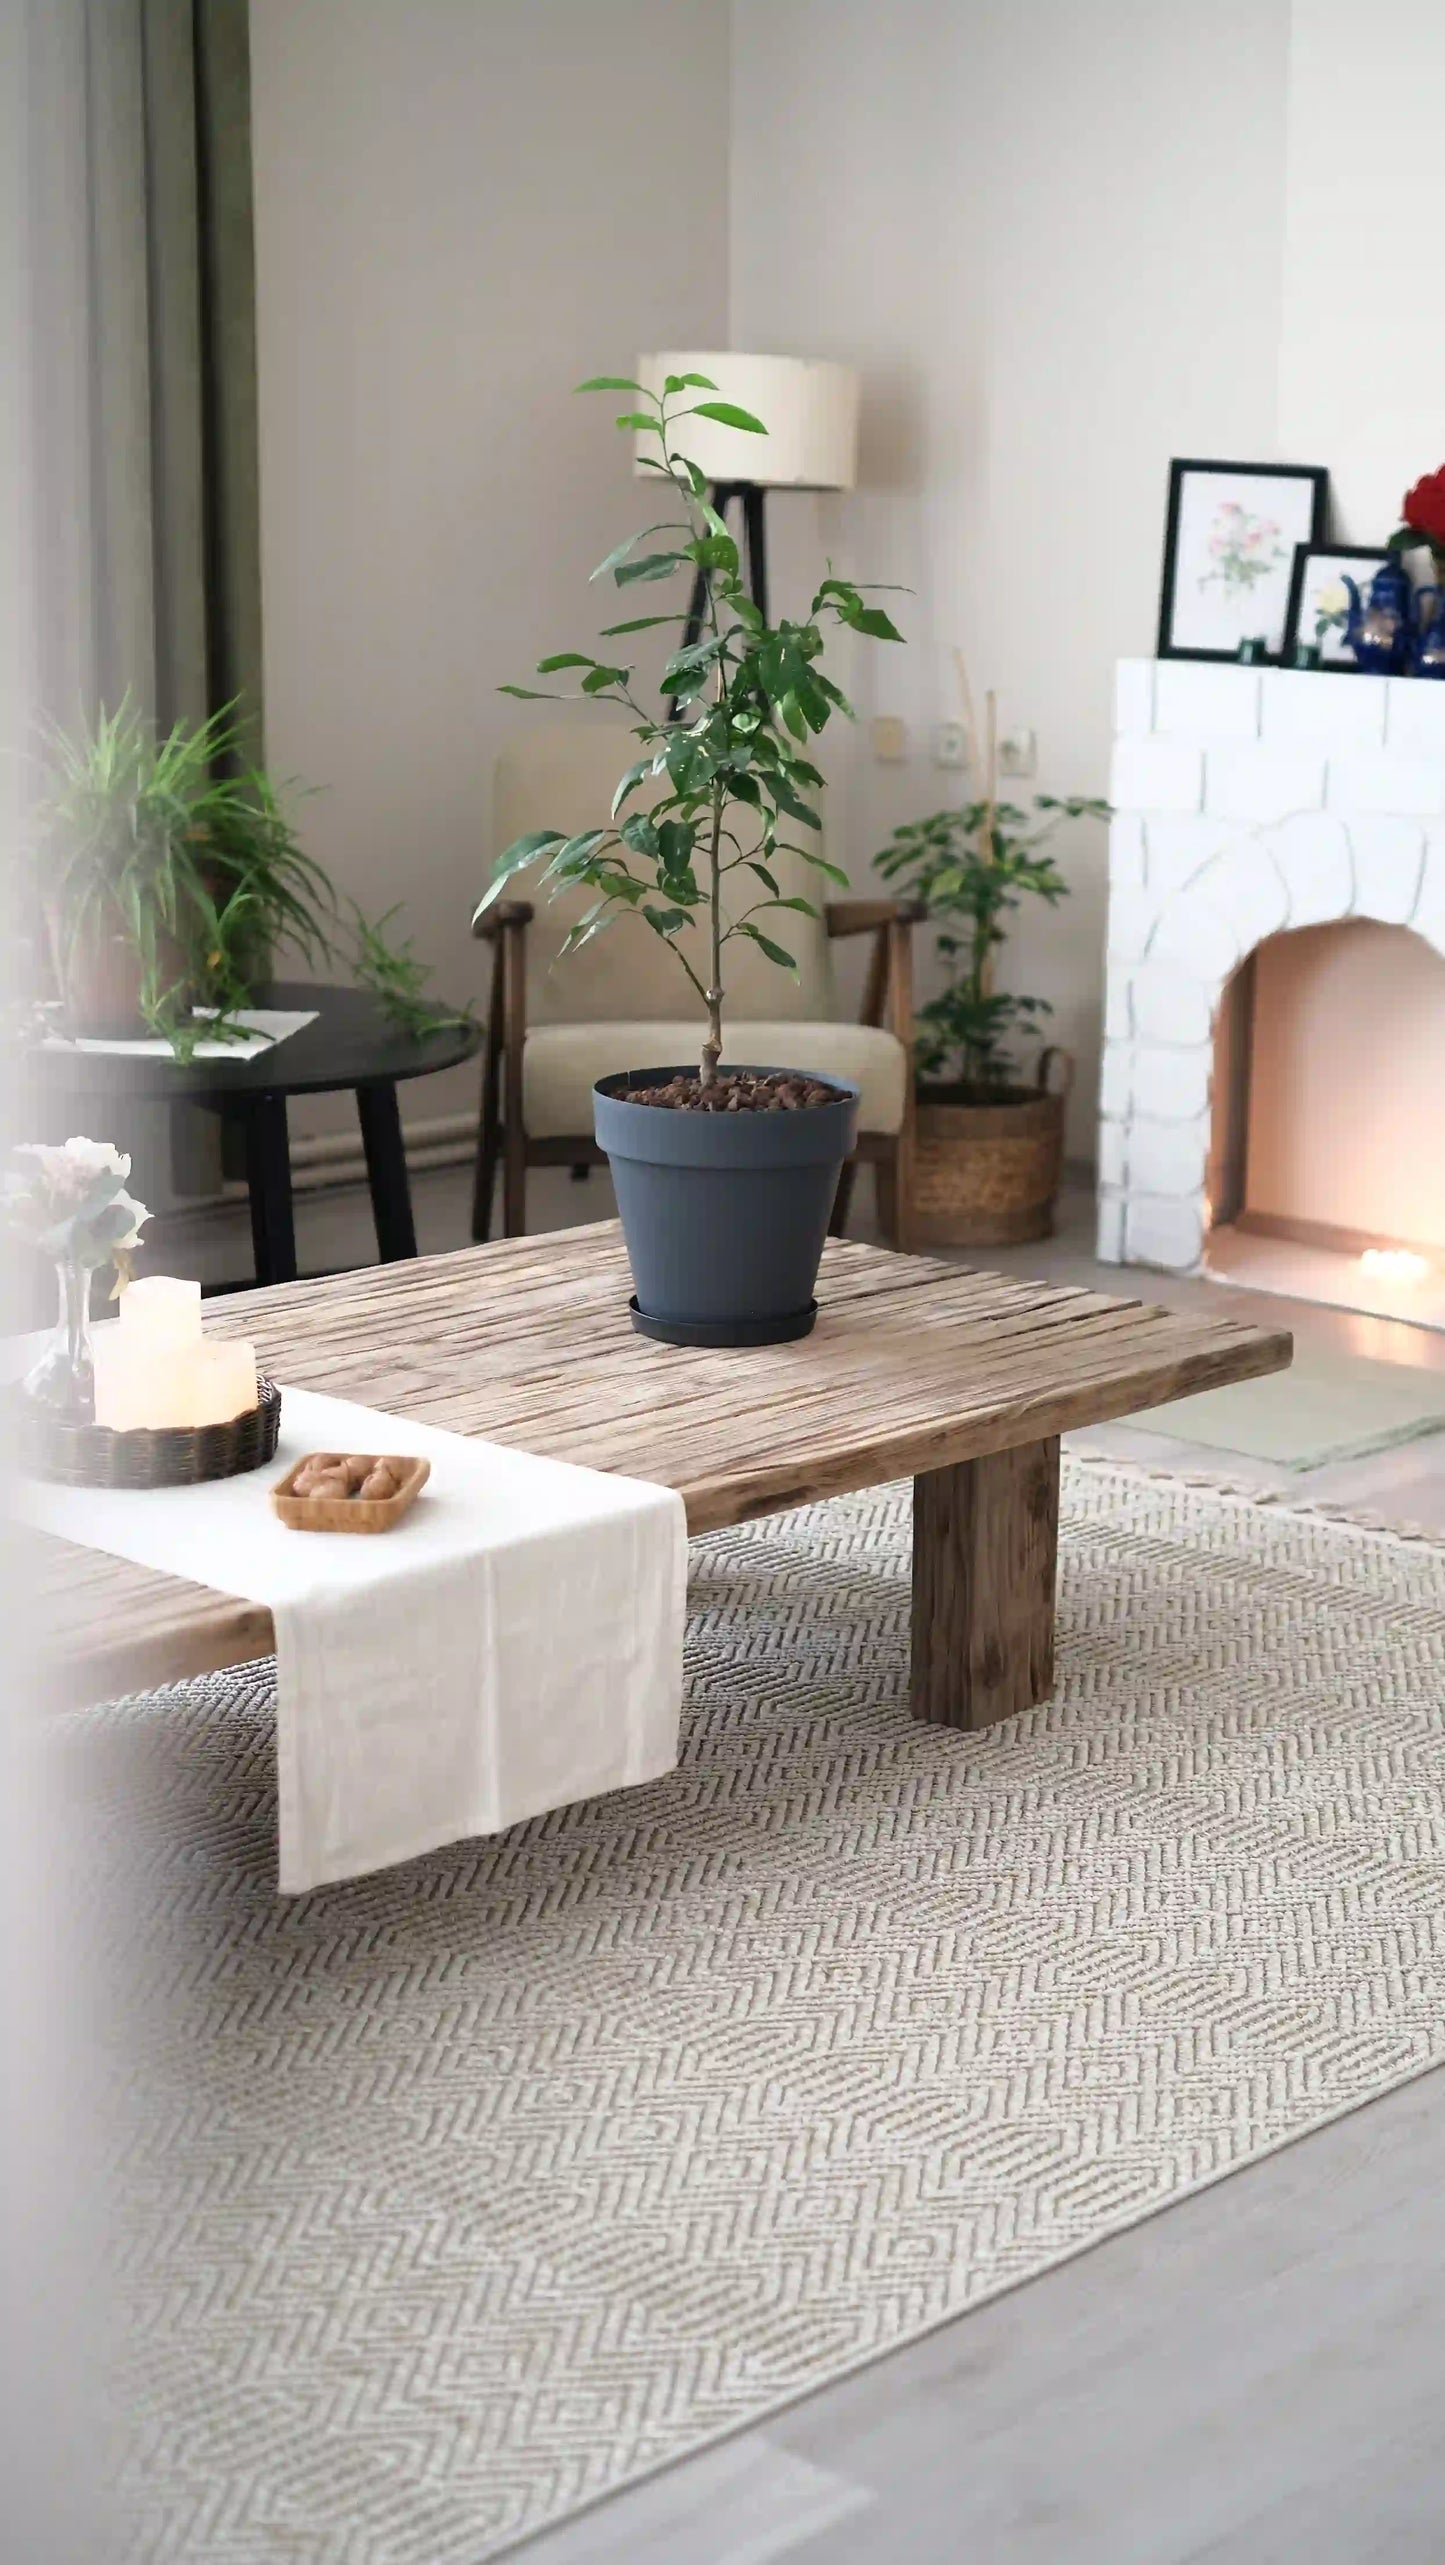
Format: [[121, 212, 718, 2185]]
[[270, 1452, 431, 1533]]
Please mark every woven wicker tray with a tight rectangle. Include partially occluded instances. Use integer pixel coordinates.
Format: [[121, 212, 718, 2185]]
[[14, 1378, 282, 1489]]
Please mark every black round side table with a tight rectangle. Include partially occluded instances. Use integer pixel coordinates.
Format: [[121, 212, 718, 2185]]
[[23, 981, 480, 1288]]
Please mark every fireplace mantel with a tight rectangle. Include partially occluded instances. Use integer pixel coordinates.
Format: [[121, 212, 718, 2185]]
[[1100, 659, 1445, 1271]]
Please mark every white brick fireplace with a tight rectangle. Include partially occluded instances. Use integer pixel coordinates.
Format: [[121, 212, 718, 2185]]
[[1099, 660, 1445, 1284]]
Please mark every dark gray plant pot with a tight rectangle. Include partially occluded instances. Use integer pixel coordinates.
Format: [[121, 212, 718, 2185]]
[[593, 1068, 860, 1346]]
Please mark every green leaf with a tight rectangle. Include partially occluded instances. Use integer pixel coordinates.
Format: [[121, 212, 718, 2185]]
[[663, 372, 717, 392], [620, 813, 659, 858], [500, 828, 567, 861], [766, 773, 821, 828], [747, 861, 780, 895], [688, 400, 768, 435], [611, 757, 654, 819], [548, 828, 610, 876], [738, 923, 797, 971], [657, 819, 697, 873], [497, 683, 563, 700], [576, 375, 645, 393], [642, 903, 692, 938], [471, 831, 564, 920], [616, 412, 664, 434], [686, 533, 739, 573], [792, 847, 850, 886], [614, 551, 688, 586], [535, 652, 596, 673], [598, 613, 685, 635], [580, 665, 628, 693], [589, 521, 684, 582], [846, 602, 905, 642]]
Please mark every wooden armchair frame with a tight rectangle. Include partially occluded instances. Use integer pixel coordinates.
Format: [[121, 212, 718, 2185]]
[[471, 899, 923, 1249]]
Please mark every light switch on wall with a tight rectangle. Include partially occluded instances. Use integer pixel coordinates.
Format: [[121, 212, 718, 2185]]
[[999, 727, 1038, 778], [871, 716, 908, 761], [932, 721, 967, 769]]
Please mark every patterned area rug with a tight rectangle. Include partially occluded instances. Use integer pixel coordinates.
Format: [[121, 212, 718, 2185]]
[[73, 1464, 1445, 2561]]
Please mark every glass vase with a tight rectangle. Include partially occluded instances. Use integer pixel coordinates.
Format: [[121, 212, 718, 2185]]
[[23, 1259, 97, 1425]]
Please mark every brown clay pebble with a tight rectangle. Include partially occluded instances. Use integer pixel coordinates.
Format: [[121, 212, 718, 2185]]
[[624, 1069, 839, 1114]]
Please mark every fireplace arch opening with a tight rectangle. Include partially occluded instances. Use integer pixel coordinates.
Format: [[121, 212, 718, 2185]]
[[1204, 917, 1445, 1324]]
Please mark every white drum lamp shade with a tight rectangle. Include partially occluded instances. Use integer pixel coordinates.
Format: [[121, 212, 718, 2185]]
[[636, 353, 859, 490]]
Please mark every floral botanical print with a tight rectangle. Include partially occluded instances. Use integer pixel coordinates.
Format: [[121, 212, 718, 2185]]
[[1199, 500, 1286, 602]]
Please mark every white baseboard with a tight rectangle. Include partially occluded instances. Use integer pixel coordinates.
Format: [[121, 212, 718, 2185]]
[[282, 1109, 476, 1192]]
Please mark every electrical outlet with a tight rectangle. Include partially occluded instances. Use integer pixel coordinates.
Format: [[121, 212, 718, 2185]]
[[871, 716, 908, 761], [932, 721, 967, 769], [999, 726, 1037, 778]]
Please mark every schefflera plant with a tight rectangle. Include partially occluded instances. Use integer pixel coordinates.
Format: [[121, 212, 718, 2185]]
[[474, 371, 903, 1088]]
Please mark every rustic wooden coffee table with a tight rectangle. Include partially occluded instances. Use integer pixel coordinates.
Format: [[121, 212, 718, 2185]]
[[40, 1225, 1291, 1725]]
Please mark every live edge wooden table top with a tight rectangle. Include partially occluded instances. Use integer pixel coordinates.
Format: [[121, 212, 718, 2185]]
[[39, 1224, 1292, 1730]]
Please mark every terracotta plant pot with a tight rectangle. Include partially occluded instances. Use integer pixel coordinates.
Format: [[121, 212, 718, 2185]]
[[47, 900, 194, 1042], [911, 1048, 1072, 1248]]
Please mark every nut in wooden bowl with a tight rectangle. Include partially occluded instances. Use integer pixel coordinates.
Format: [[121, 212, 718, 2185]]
[[271, 1451, 431, 1532]]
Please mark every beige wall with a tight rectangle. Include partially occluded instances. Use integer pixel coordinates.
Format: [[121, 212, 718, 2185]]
[[1245, 923, 1445, 1251], [728, 0, 1445, 1158], [1279, 0, 1445, 545], [248, 0, 1445, 1161], [728, 0, 1293, 1156], [248, 0, 730, 1137]]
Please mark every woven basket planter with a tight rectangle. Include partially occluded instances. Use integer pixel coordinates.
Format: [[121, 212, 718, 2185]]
[[911, 1050, 1071, 1248]]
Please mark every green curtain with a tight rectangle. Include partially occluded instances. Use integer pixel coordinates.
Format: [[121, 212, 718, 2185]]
[[82, 0, 263, 747], [13, 0, 263, 1185]]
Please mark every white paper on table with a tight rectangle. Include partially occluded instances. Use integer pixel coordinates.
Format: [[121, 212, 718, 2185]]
[[43, 1008, 318, 1062], [16, 1387, 688, 1894]]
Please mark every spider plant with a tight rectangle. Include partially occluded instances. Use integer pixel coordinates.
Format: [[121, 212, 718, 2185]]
[[39, 699, 466, 1062]]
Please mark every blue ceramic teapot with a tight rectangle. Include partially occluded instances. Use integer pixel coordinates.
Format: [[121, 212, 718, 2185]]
[[1407, 586, 1445, 678], [1341, 560, 1415, 673]]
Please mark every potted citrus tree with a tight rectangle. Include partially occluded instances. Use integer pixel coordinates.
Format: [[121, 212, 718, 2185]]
[[475, 369, 903, 1343], [874, 773, 1107, 1246]]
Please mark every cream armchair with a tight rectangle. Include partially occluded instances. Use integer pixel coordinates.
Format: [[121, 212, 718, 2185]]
[[471, 724, 921, 1246]]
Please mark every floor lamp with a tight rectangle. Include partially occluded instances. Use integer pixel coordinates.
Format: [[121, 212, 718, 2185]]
[[635, 353, 860, 649]]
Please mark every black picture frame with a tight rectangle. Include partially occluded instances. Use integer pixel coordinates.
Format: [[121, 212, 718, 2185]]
[[1156, 458, 1329, 663], [1283, 541, 1393, 671]]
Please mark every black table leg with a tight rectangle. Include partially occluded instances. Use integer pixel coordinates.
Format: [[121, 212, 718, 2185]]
[[357, 1079, 417, 1262], [242, 1093, 298, 1286]]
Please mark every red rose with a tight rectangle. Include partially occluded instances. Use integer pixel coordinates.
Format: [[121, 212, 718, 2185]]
[[1401, 467, 1445, 548]]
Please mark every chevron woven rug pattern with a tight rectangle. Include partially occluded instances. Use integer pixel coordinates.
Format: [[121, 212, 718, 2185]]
[[76, 1463, 1445, 2561]]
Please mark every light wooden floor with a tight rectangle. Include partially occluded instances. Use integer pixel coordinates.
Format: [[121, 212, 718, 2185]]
[[151, 1160, 1445, 2561]]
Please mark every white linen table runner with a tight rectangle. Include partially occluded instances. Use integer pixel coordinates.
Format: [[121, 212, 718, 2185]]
[[18, 1387, 687, 1893]]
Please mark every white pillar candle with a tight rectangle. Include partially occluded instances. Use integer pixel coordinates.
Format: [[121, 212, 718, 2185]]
[[118, 1275, 202, 1345], [187, 1340, 259, 1425], [93, 1273, 259, 1431], [93, 1336, 193, 1430]]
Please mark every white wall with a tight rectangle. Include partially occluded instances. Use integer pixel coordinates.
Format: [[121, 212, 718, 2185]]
[[248, 0, 730, 1138], [729, 0, 1445, 1156], [248, 0, 1445, 1162], [729, 0, 1292, 1152], [1279, 0, 1445, 543]]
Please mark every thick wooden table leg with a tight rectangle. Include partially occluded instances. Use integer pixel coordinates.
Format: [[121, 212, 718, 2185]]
[[911, 1436, 1060, 1728]]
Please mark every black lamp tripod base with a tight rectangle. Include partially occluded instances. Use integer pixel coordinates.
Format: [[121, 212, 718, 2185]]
[[681, 479, 770, 656]]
